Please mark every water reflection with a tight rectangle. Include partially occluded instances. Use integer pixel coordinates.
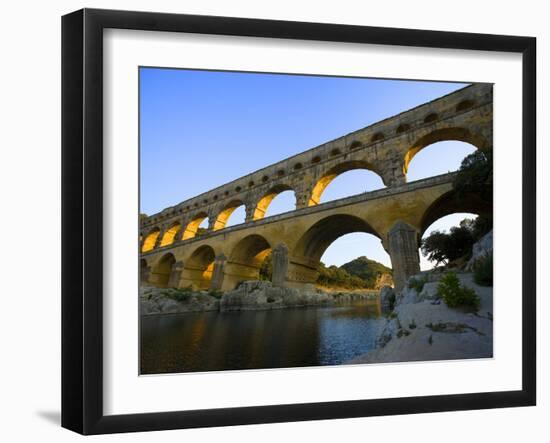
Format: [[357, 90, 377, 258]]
[[140, 300, 381, 374]]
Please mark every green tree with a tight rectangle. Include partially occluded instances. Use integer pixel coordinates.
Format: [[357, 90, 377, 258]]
[[421, 222, 475, 266], [453, 148, 493, 205]]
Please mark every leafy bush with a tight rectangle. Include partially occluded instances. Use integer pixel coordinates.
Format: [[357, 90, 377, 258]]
[[166, 286, 194, 302], [207, 289, 224, 299], [437, 272, 480, 310], [408, 276, 428, 293], [474, 254, 493, 286]]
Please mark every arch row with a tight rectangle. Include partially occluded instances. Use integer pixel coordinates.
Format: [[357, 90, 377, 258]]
[[141, 84, 491, 234], [142, 178, 492, 293], [141, 99, 491, 253], [141, 121, 491, 254]]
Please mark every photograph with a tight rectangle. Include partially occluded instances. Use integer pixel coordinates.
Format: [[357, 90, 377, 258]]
[[138, 69, 494, 375]]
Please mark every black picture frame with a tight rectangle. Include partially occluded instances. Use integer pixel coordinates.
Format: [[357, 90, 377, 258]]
[[61, 8, 537, 435]]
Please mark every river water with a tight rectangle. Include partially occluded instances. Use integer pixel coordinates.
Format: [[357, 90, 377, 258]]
[[140, 300, 382, 374]]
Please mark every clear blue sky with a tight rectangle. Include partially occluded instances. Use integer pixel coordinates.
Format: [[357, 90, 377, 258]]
[[140, 68, 476, 269]]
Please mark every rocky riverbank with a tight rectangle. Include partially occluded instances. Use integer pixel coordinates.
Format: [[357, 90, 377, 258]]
[[346, 271, 493, 364], [346, 229, 494, 364], [140, 280, 377, 315]]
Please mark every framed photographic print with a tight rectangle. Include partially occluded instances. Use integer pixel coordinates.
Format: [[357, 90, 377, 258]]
[[61, 8, 536, 434]]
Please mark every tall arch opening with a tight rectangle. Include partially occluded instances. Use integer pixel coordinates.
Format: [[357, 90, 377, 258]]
[[142, 228, 160, 253], [213, 200, 246, 230], [151, 253, 176, 288], [160, 222, 181, 247], [253, 185, 296, 220], [182, 213, 209, 240], [318, 232, 392, 290], [181, 245, 216, 289], [224, 235, 272, 290], [292, 214, 386, 287], [406, 141, 478, 182], [403, 127, 489, 180], [309, 161, 384, 206], [419, 189, 492, 270], [420, 213, 484, 271]]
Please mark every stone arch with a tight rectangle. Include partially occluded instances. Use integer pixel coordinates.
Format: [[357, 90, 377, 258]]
[[182, 212, 209, 240], [141, 228, 160, 253], [213, 199, 245, 231], [308, 160, 385, 206], [159, 222, 181, 247], [181, 245, 216, 289], [223, 234, 272, 290], [419, 190, 491, 238], [293, 214, 380, 262], [253, 184, 296, 220], [150, 253, 176, 288], [403, 127, 490, 175], [289, 214, 381, 287]]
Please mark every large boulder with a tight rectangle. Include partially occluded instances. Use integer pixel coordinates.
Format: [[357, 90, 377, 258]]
[[348, 273, 494, 364], [220, 280, 333, 311], [140, 286, 219, 315]]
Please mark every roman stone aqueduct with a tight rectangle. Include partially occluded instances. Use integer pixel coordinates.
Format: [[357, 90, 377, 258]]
[[140, 83, 492, 291]]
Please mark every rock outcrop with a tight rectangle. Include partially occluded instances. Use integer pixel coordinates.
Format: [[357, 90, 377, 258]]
[[140, 282, 376, 315], [221, 281, 333, 312], [348, 272, 493, 364], [465, 230, 493, 271], [140, 287, 220, 315]]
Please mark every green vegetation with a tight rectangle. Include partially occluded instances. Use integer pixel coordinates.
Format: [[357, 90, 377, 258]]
[[453, 148, 493, 206], [474, 254, 493, 286], [421, 216, 492, 266], [437, 272, 480, 310], [317, 262, 370, 289], [164, 286, 194, 302], [421, 148, 493, 268], [340, 256, 393, 288], [259, 253, 273, 281], [408, 275, 428, 293], [260, 253, 392, 290], [207, 289, 224, 299]]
